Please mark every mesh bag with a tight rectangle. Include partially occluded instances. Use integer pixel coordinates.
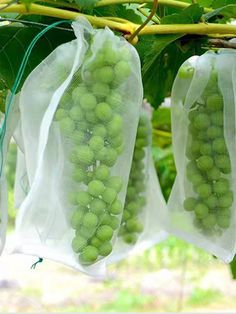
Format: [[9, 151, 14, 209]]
[[12, 18, 143, 275], [108, 103, 168, 263], [168, 49, 236, 262]]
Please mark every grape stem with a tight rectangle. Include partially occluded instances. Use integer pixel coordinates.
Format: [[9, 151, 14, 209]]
[[1, 3, 236, 37]]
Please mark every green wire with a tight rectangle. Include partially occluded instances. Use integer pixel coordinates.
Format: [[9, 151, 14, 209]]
[[0, 19, 72, 176]]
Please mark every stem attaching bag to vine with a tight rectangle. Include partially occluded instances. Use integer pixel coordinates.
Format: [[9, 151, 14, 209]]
[[168, 49, 236, 262], [12, 18, 143, 275], [108, 103, 168, 263]]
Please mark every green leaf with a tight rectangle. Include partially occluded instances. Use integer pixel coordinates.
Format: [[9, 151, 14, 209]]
[[161, 4, 204, 24], [230, 256, 236, 279], [212, 0, 236, 8], [204, 4, 236, 19], [74, 0, 99, 9], [0, 24, 74, 93]]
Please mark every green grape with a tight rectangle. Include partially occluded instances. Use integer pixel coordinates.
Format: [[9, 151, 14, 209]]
[[89, 136, 104, 152], [218, 191, 233, 208], [137, 125, 149, 138], [137, 196, 146, 207], [76, 191, 92, 207], [109, 199, 123, 215], [205, 194, 218, 209], [107, 114, 123, 137], [60, 117, 75, 135], [95, 102, 112, 122], [99, 242, 112, 257], [85, 111, 97, 123], [80, 245, 99, 264], [211, 111, 223, 126], [76, 146, 94, 165], [202, 214, 217, 229], [190, 173, 205, 186], [69, 106, 84, 121], [90, 198, 106, 214], [196, 183, 212, 198], [72, 236, 87, 253], [71, 209, 85, 229], [213, 178, 229, 195], [100, 213, 112, 225], [102, 188, 117, 204], [122, 210, 131, 221], [186, 161, 198, 178], [100, 148, 118, 167], [70, 131, 85, 145], [106, 92, 122, 111], [92, 124, 107, 138], [69, 150, 78, 164], [90, 237, 102, 248], [206, 126, 222, 139], [193, 113, 211, 130], [122, 233, 137, 244], [135, 181, 145, 193], [114, 60, 131, 81], [216, 215, 230, 229], [88, 180, 105, 197], [94, 165, 110, 181], [82, 212, 98, 228], [72, 86, 87, 103], [80, 93, 97, 110], [126, 186, 136, 200], [215, 154, 231, 173], [200, 143, 212, 156], [126, 201, 139, 214], [126, 218, 140, 232], [93, 66, 114, 84], [183, 197, 197, 211], [110, 216, 120, 230], [206, 94, 223, 112], [78, 226, 95, 239], [96, 225, 113, 241], [217, 208, 230, 217], [106, 176, 123, 192], [197, 131, 207, 140], [178, 65, 194, 79], [207, 167, 221, 181], [196, 155, 214, 171], [212, 138, 227, 154], [72, 168, 87, 183], [55, 108, 67, 121], [195, 203, 209, 219], [92, 82, 110, 98], [104, 46, 119, 65], [68, 192, 78, 205], [110, 134, 123, 149], [135, 138, 149, 149]]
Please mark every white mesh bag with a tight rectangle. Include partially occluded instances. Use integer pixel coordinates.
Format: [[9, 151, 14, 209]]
[[108, 103, 168, 263], [168, 49, 236, 262], [12, 18, 143, 275]]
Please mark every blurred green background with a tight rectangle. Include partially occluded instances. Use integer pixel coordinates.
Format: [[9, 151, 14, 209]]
[[2, 105, 236, 313]]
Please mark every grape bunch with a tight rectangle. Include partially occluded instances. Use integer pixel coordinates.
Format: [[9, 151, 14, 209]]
[[118, 114, 151, 245], [54, 38, 133, 265], [183, 68, 233, 232]]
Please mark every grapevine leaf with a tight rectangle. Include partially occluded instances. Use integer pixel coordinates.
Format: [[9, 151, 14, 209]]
[[204, 4, 236, 19], [230, 256, 236, 279], [212, 0, 236, 8], [161, 4, 204, 24], [74, 0, 99, 10], [0, 24, 74, 93]]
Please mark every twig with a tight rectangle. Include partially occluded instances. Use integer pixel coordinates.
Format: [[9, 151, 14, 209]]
[[208, 38, 236, 49]]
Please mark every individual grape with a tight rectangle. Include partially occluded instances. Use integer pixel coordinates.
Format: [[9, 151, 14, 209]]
[[196, 155, 214, 171], [217, 208, 230, 217], [92, 82, 110, 97], [60, 117, 75, 135], [120, 47, 131, 61], [206, 94, 223, 112], [68, 192, 78, 205], [80, 93, 97, 110], [114, 61, 131, 81], [104, 45, 119, 64], [215, 154, 231, 173], [126, 201, 140, 215], [197, 131, 207, 140], [71, 209, 85, 229], [122, 210, 131, 221], [82, 212, 98, 228], [213, 178, 229, 195], [89, 136, 104, 152], [135, 138, 149, 149], [122, 233, 137, 244], [183, 197, 197, 211], [94, 165, 110, 181], [110, 216, 120, 230], [72, 86, 87, 103], [186, 161, 198, 177], [80, 245, 99, 264], [194, 113, 211, 130], [100, 148, 118, 167], [55, 108, 67, 121], [85, 111, 97, 124], [206, 126, 222, 139], [178, 65, 194, 79], [218, 191, 233, 208], [205, 194, 218, 209], [93, 66, 114, 84], [90, 237, 102, 248], [216, 215, 230, 229], [109, 199, 123, 215], [69, 150, 78, 164], [200, 143, 212, 156], [194, 203, 209, 219], [70, 131, 85, 145], [92, 124, 107, 138], [72, 236, 87, 253], [126, 186, 136, 200], [110, 135, 123, 149], [202, 214, 217, 229], [76, 191, 92, 207], [88, 180, 105, 197], [137, 126, 149, 138], [107, 114, 123, 137], [190, 173, 205, 186], [96, 225, 113, 241], [135, 181, 146, 193], [106, 92, 122, 111], [106, 176, 123, 192], [196, 183, 212, 199], [72, 168, 87, 183], [95, 102, 112, 122], [211, 111, 223, 126], [69, 106, 84, 121], [90, 198, 106, 214], [207, 167, 221, 181], [99, 242, 112, 256], [212, 138, 227, 154], [102, 188, 117, 204], [78, 226, 95, 239], [76, 146, 94, 165]]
